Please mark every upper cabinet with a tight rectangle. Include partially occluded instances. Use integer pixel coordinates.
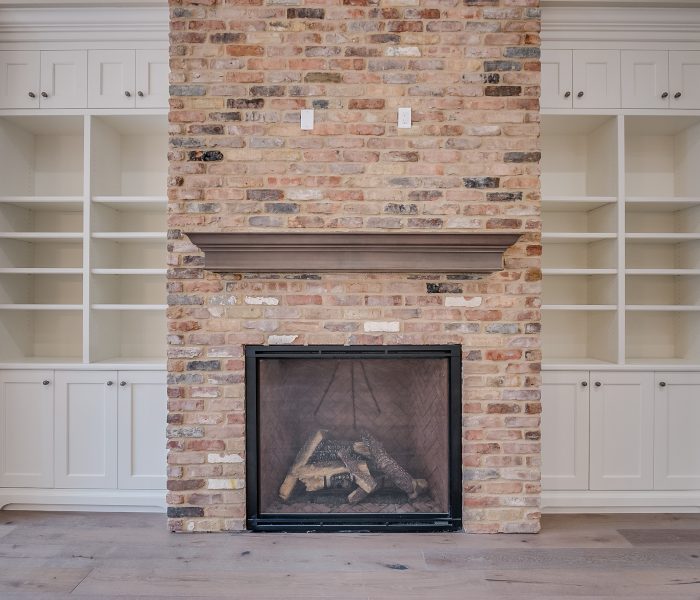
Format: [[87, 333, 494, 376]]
[[622, 51, 700, 109], [0, 49, 168, 110], [541, 49, 620, 109], [0, 51, 87, 109], [88, 50, 168, 109]]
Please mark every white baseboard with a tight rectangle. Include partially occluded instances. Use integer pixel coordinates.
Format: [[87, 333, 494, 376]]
[[0, 488, 166, 512], [542, 490, 700, 513]]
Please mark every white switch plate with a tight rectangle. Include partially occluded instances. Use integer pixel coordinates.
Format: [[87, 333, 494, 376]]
[[398, 107, 411, 129], [301, 109, 314, 130]]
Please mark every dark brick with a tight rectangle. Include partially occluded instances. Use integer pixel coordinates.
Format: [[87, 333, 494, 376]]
[[525, 431, 541, 441], [287, 7, 325, 18], [304, 72, 342, 83], [312, 99, 329, 109], [169, 85, 206, 97], [249, 86, 286, 97], [188, 125, 224, 135], [485, 86, 522, 96], [265, 202, 299, 214], [427, 282, 463, 294], [247, 189, 284, 201], [503, 46, 541, 58], [408, 190, 443, 202], [484, 60, 522, 72], [167, 479, 205, 492], [487, 192, 523, 202], [227, 98, 265, 109], [168, 294, 204, 305], [481, 73, 500, 84], [504, 152, 541, 163], [463, 177, 500, 189], [348, 98, 385, 109], [369, 34, 401, 43], [167, 506, 205, 518], [384, 203, 418, 215], [208, 112, 241, 121], [186, 360, 221, 371], [188, 150, 223, 161], [209, 32, 246, 43], [465, 350, 482, 360]]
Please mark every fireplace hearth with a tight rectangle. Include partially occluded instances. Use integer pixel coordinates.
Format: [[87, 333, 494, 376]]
[[246, 345, 462, 532]]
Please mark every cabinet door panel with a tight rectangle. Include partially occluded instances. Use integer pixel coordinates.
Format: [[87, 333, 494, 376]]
[[88, 50, 135, 109], [55, 371, 117, 488], [573, 50, 620, 108], [117, 371, 166, 489], [135, 50, 169, 109], [40, 51, 87, 109], [669, 51, 700, 109], [621, 50, 668, 109], [0, 51, 39, 109], [0, 370, 53, 487], [654, 372, 700, 490], [541, 49, 573, 109], [541, 371, 589, 490], [590, 371, 654, 490]]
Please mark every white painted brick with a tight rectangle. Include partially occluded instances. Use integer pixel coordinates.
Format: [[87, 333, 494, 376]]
[[445, 296, 483, 308], [208, 453, 244, 464], [286, 189, 323, 201], [385, 46, 421, 57], [268, 334, 298, 344], [207, 478, 246, 490], [364, 321, 400, 333], [245, 296, 279, 306]]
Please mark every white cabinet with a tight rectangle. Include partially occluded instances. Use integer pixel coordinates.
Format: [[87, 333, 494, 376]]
[[622, 51, 700, 109], [88, 49, 168, 109], [117, 370, 167, 489], [541, 371, 589, 490], [54, 371, 118, 488], [654, 372, 700, 490], [0, 50, 86, 109], [0, 370, 53, 488], [541, 49, 620, 108], [589, 371, 654, 490]]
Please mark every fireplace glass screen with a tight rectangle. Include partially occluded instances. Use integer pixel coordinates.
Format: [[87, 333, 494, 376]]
[[246, 345, 461, 531]]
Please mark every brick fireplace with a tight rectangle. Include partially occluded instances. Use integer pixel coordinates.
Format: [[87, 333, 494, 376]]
[[166, 0, 542, 533]]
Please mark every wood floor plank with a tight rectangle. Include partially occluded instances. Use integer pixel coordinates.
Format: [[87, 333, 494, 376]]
[[0, 566, 92, 595], [618, 528, 700, 546]]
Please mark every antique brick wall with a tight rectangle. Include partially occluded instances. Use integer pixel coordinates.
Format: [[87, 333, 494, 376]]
[[167, 0, 542, 533]]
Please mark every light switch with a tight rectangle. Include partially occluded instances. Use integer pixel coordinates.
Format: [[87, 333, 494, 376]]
[[301, 109, 314, 130], [398, 107, 411, 129]]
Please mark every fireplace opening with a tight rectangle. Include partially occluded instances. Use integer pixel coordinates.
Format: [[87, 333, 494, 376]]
[[245, 345, 462, 532]]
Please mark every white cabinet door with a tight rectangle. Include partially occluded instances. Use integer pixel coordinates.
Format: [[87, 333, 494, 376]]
[[0, 370, 53, 488], [654, 372, 700, 490], [55, 371, 117, 488], [541, 371, 589, 490], [541, 49, 573, 109], [0, 51, 40, 109], [135, 50, 169, 109], [621, 50, 669, 109], [669, 51, 700, 110], [573, 50, 620, 108], [590, 371, 654, 490], [117, 370, 167, 489], [39, 51, 87, 109], [88, 50, 135, 109]]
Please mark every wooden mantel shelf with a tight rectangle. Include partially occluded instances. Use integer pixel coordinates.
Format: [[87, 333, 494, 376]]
[[185, 232, 520, 274]]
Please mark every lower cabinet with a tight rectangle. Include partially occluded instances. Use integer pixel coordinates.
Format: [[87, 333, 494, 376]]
[[0, 368, 166, 508], [542, 370, 700, 499]]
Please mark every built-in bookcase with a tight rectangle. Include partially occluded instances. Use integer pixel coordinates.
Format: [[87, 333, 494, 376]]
[[542, 112, 700, 367], [0, 112, 167, 365]]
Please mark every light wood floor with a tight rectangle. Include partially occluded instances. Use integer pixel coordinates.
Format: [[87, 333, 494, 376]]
[[1, 512, 700, 598]]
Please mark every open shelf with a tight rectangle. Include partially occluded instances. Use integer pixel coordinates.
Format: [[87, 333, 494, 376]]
[[541, 115, 618, 198], [543, 273, 617, 307], [626, 311, 700, 364], [91, 273, 164, 306], [543, 238, 617, 270], [542, 196, 617, 212], [626, 197, 700, 213], [92, 201, 165, 235], [0, 238, 83, 270], [625, 116, 700, 199], [626, 202, 700, 235], [0, 309, 83, 363], [89, 309, 166, 363], [0, 272, 82, 306], [0, 116, 84, 197], [626, 274, 700, 309], [626, 239, 700, 270], [91, 239, 166, 270], [542, 309, 618, 364]]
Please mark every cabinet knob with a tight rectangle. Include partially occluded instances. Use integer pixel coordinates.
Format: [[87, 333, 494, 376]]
[[674, 92, 682, 99], [41, 92, 48, 98], [659, 381, 667, 387], [564, 91, 571, 98], [125, 91, 132, 98], [120, 381, 127, 386], [581, 381, 588, 387], [107, 381, 114, 386], [28, 92, 36, 98], [42, 380, 50, 386], [137, 91, 144, 97], [594, 381, 602, 387], [577, 91, 584, 98], [661, 92, 669, 99]]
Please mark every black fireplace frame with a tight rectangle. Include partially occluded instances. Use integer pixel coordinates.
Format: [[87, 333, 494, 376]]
[[245, 344, 463, 532]]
